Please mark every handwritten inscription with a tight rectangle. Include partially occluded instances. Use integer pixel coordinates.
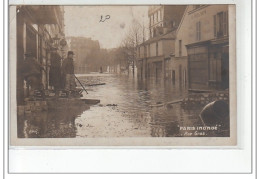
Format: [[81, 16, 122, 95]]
[[100, 15, 110, 22]]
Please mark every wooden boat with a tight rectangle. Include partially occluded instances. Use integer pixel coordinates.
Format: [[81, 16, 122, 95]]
[[200, 100, 229, 126]]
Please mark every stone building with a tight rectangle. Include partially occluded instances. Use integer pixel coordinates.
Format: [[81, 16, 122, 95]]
[[148, 5, 187, 39], [66, 37, 101, 73], [137, 31, 176, 79], [16, 5, 66, 104], [137, 5, 186, 80], [173, 5, 229, 91]]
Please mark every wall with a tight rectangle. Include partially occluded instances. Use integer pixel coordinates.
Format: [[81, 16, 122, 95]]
[[162, 40, 175, 57], [175, 5, 229, 58], [145, 39, 173, 58], [158, 41, 163, 56], [149, 42, 157, 57]]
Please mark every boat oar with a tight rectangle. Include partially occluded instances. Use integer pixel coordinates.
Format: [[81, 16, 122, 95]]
[[74, 74, 88, 94]]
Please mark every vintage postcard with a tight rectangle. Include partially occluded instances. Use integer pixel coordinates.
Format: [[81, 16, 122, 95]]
[[9, 4, 237, 146]]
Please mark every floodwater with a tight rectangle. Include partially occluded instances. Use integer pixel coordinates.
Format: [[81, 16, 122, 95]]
[[18, 73, 209, 138], [75, 73, 203, 137]]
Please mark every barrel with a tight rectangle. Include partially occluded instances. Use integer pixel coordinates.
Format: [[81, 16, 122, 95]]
[[200, 100, 229, 126]]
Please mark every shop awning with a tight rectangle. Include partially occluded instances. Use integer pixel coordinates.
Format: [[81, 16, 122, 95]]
[[25, 6, 62, 26]]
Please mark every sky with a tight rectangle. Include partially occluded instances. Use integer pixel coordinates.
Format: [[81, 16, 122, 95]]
[[64, 6, 149, 49]]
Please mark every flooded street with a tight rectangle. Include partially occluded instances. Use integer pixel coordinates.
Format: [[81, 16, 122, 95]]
[[75, 73, 203, 137], [18, 73, 206, 138]]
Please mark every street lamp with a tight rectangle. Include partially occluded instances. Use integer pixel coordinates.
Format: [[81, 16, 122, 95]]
[[52, 34, 60, 48]]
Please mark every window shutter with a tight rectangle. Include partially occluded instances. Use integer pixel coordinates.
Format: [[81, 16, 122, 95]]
[[214, 15, 217, 37], [196, 22, 198, 41], [227, 11, 229, 36], [223, 11, 227, 36], [199, 21, 201, 40]]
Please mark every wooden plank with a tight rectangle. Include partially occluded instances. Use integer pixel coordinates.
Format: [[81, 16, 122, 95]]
[[150, 99, 183, 107], [81, 99, 100, 105], [86, 83, 106, 86]]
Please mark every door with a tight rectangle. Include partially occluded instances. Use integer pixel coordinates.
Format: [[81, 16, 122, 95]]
[[221, 52, 229, 89], [172, 70, 175, 85], [179, 64, 182, 87]]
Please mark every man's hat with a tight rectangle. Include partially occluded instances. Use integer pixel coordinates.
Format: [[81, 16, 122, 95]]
[[68, 51, 74, 55]]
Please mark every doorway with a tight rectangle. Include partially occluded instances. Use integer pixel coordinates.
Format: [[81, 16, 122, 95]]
[[221, 52, 229, 89], [172, 70, 175, 85]]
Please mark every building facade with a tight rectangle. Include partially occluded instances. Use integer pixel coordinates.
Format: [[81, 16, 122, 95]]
[[137, 31, 176, 79], [137, 5, 186, 80], [16, 5, 66, 104], [173, 5, 229, 91], [148, 5, 186, 38]]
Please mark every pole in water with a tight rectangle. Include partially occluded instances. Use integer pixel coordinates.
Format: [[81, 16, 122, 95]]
[[74, 74, 88, 94]]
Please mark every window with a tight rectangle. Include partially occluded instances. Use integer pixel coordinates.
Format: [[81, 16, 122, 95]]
[[179, 65, 182, 86], [196, 21, 201, 41], [223, 11, 228, 36], [214, 11, 228, 38], [148, 44, 150, 57], [183, 69, 186, 87], [172, 70, 175, 84], [156, 42, 158, 56], [38, 36, 42, 63], [217, 12, 224, 37], [214, 15, 217, 37], [179, 40, 182, 56]]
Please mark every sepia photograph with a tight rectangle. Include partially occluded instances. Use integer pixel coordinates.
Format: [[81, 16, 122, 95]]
[[9, 4, 236, 146]]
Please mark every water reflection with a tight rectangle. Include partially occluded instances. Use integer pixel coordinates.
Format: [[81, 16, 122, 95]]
[[17, 73, 227, 138], [17, 103, 89, 138], [76, 74, 205, 137]]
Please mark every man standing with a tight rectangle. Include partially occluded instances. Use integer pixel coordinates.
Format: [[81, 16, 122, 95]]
[[62, 51, 76, 91]]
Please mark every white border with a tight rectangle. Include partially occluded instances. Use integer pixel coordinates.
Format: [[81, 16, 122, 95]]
[[4, 0, 254, 174], [9, 0, 236, 5]]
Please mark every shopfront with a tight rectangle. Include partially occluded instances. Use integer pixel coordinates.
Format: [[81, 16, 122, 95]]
[[187, 38, 229, 91]]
